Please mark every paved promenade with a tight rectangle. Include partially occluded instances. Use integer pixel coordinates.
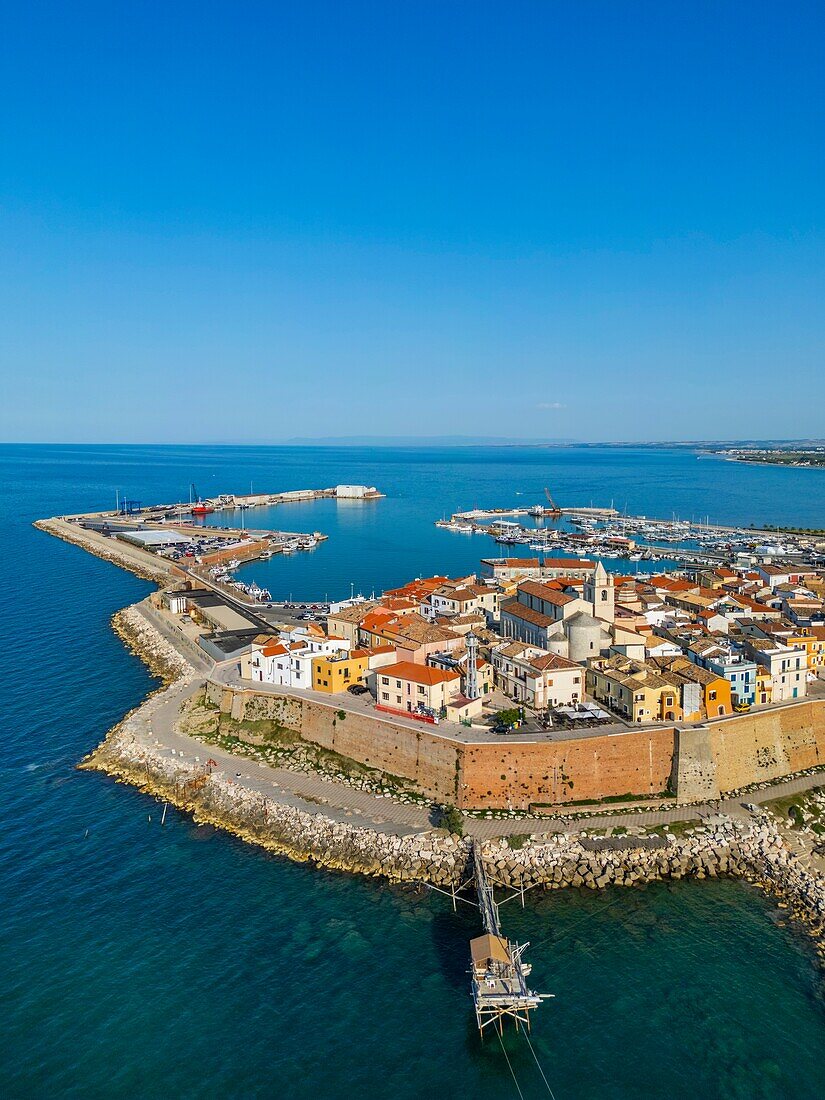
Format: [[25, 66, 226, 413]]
[[131, 635, 825, 842], [126, 602, 825, 841]]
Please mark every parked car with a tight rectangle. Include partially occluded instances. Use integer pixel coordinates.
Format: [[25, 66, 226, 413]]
[[347, 684, 370, 695]]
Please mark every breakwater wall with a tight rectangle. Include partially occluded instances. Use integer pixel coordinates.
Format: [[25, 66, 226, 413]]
[[34, 517, 178, 584]]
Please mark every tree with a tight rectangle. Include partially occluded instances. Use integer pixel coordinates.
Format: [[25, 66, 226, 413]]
[[439, 804, 464, 836], [496, 707, 522, 729]]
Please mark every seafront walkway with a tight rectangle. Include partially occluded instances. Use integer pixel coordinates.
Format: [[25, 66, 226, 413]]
[[135, 676, 825, 843], [143, 683, 825, 840], [128, 602, 825, 841]]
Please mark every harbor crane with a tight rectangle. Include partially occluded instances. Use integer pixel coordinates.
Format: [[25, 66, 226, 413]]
[[543, 487, 562, 516]]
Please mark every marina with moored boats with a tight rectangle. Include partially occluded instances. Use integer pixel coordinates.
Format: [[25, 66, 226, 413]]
[[436, 491, 825, 570], [53, 483, 387, 604]]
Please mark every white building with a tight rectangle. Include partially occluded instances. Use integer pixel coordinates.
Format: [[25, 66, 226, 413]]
[[242, 630, 351, 687], [491, 642, 584, 708], [741, 638, 808, 702], [335, 484, 380, 499]]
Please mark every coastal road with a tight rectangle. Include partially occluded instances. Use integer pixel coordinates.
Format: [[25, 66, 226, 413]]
[[136, 676, 825, 844], [136, 607, 825, 839], [139, 677, 433, 836]]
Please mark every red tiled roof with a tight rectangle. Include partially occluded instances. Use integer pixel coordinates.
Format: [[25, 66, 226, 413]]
[[378, 661, 461, 686]]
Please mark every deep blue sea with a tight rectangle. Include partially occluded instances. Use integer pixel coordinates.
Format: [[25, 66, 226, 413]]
[[2, 443, 824, 1099]]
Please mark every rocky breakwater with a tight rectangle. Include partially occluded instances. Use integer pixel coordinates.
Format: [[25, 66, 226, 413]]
[[85, 604, 470, 883], [34, 517, 172, 584], [111, 603, 196, 683], [477, 818, 825, 960], [736, 816, 825, 964], [87, 716, 468, 882]]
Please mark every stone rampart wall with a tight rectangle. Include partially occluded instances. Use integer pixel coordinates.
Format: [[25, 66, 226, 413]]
[[707, 700, 825, 792], [208, 681, 825, 810]]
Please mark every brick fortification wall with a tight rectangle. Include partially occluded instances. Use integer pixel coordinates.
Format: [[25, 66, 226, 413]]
[[207, 684, 675, 809], [458, 731, 675, 809], [207, 683, 463, 805], [206, 684, 825, 810], [708, 700, 825, 791]]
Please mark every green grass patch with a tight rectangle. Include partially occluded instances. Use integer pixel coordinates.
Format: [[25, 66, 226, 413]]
[[506, 834, 529, 850], [176, 693, 428, 804]]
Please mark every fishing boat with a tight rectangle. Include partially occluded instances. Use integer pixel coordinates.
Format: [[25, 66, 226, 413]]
[[247, 582, 272, 602], [188, 483, 215, 515]]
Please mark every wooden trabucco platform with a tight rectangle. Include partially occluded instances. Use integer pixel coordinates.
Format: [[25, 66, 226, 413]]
[[468, 842, 549, 1034], [425, 841, 552, 1034]]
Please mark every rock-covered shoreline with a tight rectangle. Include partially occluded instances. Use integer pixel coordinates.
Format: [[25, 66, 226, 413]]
[[34, 518, 172, 584], [80, 603, 825, 964], [111, 605, 195, 684]]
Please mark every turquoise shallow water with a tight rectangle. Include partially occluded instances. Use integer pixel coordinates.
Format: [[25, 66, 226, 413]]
[[1, 443, 824, 1098]]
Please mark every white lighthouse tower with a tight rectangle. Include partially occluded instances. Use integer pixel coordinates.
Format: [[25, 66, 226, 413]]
[[465, 631, 480, 700]]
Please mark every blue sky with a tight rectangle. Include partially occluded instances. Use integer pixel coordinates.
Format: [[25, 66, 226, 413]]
[[1, 1, 823, 443]]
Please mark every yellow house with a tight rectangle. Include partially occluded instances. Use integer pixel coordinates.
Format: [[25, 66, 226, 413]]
[[797, 627, 825, 672], [312, 648, 369, 693], [649, 656, 732, 719], [755, 666, 773, 705], [587, 658, 682, 722]]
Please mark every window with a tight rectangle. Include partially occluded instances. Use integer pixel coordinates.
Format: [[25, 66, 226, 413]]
[[381, 676, 389, 685], [382, 692, 389, 701], [418, 686, 425, 695], [709, 690, 716, 701]]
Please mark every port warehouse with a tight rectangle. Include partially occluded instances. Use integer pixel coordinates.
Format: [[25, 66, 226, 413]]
[[81, 522, 278, 565], [203, 677, 825, 810]]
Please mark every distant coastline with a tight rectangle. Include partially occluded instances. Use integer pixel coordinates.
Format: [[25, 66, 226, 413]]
[[282, 435, 825, 452], [710, 448, 825, 470]]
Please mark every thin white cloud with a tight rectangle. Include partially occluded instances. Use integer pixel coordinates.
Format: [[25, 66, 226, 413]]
[[537, 401, 566, 410]]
